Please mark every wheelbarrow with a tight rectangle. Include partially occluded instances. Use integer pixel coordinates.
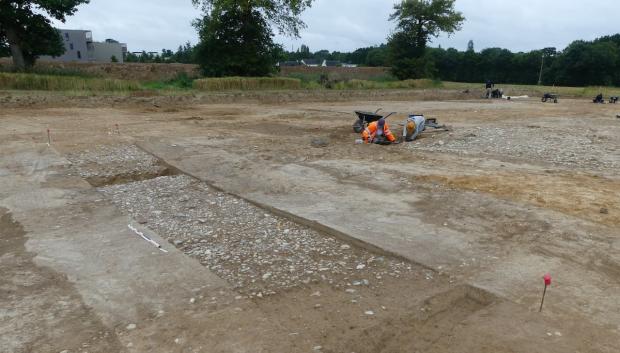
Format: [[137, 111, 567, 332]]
[[352, 109, 396, 133], [541, 93, 558, 103]]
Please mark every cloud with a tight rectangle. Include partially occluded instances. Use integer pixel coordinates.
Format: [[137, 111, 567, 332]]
[[52, 0, 620, 53]]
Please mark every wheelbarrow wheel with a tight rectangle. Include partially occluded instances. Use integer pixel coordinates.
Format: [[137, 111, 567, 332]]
[[554, 98, 558, 103], [353, 119, 364, 133], [542, 97, 547, 102]]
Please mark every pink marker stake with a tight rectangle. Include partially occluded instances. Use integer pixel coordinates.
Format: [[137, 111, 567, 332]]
[[539, 274, 552, 312]]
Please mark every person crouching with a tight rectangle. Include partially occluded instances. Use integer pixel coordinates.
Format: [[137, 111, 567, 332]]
[[362, 118, 396, 145]]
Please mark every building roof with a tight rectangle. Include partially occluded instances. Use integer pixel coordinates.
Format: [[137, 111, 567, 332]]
[[279, 61, 301, 66], [301, 59, 321, 66], [324, 60, 341, 67]]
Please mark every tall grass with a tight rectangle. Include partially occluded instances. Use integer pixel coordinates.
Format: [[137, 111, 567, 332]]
[[0, 72, 140, 91], [142, 72, 194, 90], [193, 77, 302, 91], [332, 78, 442, 90]]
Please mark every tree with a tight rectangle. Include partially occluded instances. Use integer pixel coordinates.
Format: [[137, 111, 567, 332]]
[[192, 0, 315, 76], [0, 0, 90, 70], [387, 0, 464, 79], [366, 46, 389, 67], [552, 40, 618, 86], [192, 0, 314, 37], [299, 44, 310, 56], [194, 5, 280, 76]]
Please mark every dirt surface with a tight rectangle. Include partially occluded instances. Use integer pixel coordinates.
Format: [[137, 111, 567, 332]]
[[1, 93, 619, 352]]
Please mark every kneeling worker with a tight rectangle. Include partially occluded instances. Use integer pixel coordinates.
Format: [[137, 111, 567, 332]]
[[362, 118, 396, 144], [403, 115, 426, 142]]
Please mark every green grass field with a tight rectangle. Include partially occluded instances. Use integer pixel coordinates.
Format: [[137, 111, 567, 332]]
[[442, 81, 620, 98]]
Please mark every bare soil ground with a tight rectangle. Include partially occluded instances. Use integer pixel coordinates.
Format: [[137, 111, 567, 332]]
[[1, 92, 619, 352]]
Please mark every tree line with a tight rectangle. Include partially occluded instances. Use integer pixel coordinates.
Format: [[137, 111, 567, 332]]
[[3, 0, 620, 87], [124, 42, 195, 64]]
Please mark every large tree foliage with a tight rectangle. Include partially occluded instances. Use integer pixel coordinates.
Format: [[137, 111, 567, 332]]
[[0, 0, 90, 70], [194, 6, 280, 76], [192, 0, 313, 37], [192, 0, 314, 77], [388, 0, 464, 79]]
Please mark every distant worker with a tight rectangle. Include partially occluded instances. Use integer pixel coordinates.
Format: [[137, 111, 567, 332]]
[[593, 93, 604, 104], [362, 118, 396, 145], [485, 80, 494, 99]]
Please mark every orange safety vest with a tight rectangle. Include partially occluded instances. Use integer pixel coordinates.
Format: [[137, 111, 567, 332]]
[[362, 121, 396, 143]]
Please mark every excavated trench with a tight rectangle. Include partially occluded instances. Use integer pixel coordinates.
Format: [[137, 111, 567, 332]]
[[65, 143, 506, 352]]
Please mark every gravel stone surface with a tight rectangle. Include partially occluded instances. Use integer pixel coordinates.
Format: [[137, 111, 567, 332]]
[[66, 145, 169, 185], [410, 126, 618, 170], [98, 175, 420, 297]]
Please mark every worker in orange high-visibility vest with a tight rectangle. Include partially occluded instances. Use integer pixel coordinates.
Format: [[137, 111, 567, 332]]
[[362, 118, 396, 144]]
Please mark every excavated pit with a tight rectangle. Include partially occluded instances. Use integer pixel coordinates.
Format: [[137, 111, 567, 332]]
[[66, 144, 179, 187], [346, 285, 498, 353]]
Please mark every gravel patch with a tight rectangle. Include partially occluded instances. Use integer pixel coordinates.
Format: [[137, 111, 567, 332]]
[[66, 145, 171, 186], [98, 175, 420, 297], [410, 126, 618, 170]]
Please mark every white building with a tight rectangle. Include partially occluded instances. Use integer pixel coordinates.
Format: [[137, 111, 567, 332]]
[[41, 29, 127, 63]]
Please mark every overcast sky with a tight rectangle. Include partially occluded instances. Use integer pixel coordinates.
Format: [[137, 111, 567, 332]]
[[52, 0, 619, 53]]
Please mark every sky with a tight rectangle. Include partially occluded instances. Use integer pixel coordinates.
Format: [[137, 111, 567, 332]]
[[51, 0, 619, 54]]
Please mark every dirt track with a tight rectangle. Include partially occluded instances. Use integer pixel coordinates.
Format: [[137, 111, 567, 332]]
[[1, 92, 619, 352]]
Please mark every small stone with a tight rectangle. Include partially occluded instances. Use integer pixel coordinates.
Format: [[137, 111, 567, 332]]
[[314, 304, 322, 309], [356, 264, 366, 270], [313, 346, 323, 351], [311, 138, 329, 148], [365, 310, 375, 316], [189, 298, 196, 304], [340, 244, 351, 250], [257, 292, 263, 298], [126, 323, 136, 330], [345, 289, 356, 294], [600, 208, 609, 214], [310, 291, 321, 297]]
